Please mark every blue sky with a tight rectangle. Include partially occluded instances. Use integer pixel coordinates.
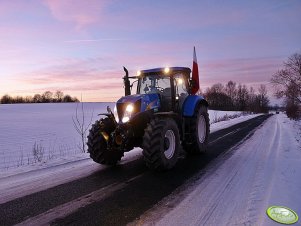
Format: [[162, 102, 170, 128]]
[[0, 0, 300, 102]]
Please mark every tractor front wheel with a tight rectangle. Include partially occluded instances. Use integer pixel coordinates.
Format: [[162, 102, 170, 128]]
[[87, 118, 123, 165], [142, 117, 180, 170]]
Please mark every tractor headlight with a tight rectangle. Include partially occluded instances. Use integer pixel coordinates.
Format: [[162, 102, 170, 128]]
[[122, 104, 134, 123], [164, 67, 170, 74], [126, 104, 134, 113], [177, 78, 183, 84]]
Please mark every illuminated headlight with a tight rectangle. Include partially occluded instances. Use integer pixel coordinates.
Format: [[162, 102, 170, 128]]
[[122, 104, 134, 123], [177, 78, 183, 84], [114, 105, 119, 123], [164, 67, 170, 74], [122, 116, 130, 123], [126, 104, 134, 112]]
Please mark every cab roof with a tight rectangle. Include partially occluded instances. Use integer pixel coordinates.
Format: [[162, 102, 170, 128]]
[[140, 67, 191, 75]]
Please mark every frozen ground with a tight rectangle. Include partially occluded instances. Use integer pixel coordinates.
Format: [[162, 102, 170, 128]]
[[0, 103, 256, 170], [1, 104, 300, 225], [138, 114, 301, 226]]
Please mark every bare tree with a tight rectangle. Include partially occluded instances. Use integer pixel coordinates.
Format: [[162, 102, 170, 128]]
[[1, 94, 13, 104], [271, 53, 301, 104], [42, 91, 53, 103], [72, 96, 94, 152], [248, 86, 256, 112], [258, 84, 269, 113], [24, 96, 33, 103], [63, 94, 73, 102], [236, 84, 249, 111], [33, 94, 42, 103], [225, 81, 237, 104], [205, 83, 232, 110], [54, 90, 64, 102]]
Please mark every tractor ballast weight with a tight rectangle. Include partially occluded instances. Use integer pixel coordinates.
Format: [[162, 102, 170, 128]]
[[87, 52, 210, 171]]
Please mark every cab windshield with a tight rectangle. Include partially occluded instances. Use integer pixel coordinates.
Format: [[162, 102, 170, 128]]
[[137, 75, 171, 95]]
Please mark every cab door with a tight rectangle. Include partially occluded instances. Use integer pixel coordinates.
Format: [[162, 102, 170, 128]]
[[174, 73, 189, 113]]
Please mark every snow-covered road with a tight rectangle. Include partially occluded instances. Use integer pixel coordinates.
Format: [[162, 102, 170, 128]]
[[140, 114, 301, 226]]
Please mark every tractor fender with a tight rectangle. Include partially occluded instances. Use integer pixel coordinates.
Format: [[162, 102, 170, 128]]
[[182, 95, 208, 117]]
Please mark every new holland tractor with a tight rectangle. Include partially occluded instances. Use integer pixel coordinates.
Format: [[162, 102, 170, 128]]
[[87, 61, 209, 170]]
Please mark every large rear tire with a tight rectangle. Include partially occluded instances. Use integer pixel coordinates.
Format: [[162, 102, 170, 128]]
[[183, 105, 210, 154], [142, 117, 180, 171], [87, 118, 123, 165]]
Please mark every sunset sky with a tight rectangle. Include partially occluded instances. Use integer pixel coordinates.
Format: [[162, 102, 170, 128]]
[[0, 0, 300, 102]]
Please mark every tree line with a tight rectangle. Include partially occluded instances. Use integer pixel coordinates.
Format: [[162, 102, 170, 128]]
[[203, 51, 301, 119], [201, 82, 270, 113], [0, 91, 79, 104], [271, 52, 301, 119]]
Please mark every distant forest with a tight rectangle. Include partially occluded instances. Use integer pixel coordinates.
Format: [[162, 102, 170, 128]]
[[0, 91, 79, 104], [201, 81, 270, 113]]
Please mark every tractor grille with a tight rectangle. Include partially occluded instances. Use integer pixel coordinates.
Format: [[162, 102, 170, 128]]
[[116, 103, 126, 119], [116, 100, 141, 120]]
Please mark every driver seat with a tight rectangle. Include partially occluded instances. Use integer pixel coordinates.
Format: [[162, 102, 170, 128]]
[[161, 88, 172, 111]]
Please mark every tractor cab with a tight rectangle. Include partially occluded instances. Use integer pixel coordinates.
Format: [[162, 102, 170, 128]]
[[135, 67, 191, 112]]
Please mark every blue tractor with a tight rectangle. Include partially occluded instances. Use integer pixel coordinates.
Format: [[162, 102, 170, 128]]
[[87, 66, 209, 170]]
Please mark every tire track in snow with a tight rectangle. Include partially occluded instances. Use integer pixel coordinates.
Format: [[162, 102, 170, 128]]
[[242, 115, 282, 225], [253, 115, 282, 225], [194, 122, 268, 225], [199, 116, 282, 225]]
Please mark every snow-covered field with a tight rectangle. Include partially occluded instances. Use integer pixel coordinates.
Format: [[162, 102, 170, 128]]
[[0, 103, 256, 171], [0, 103, 114, 170]]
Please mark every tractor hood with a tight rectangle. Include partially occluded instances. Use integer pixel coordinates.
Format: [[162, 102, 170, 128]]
[[117, 93, 160, 112], [115, 93, 160, 123]]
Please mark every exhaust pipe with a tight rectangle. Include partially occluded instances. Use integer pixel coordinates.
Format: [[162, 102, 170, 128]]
[[123, 66, 131, 96]]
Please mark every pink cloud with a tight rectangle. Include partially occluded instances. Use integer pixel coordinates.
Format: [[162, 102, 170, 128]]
[[12, 56, 125, 101], [198, 56, 284, 96], [43, 0, 106, 30], [4, 54, 285, 102]]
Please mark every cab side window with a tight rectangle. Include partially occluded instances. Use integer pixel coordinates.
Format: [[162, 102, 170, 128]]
[[174, 74, 188, 96]]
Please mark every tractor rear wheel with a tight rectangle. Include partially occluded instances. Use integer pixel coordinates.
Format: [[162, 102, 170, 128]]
[[183, 105, 210, 154], [142, 117, 180, 170], [87, 118, 123, 165]]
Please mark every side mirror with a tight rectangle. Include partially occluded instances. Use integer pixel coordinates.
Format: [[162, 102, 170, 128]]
[[107, 106, 112, 114], [189, 78, 196, 87]]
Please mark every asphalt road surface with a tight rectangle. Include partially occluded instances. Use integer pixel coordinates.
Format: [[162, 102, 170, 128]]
[[0, 114, 271, 226]]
